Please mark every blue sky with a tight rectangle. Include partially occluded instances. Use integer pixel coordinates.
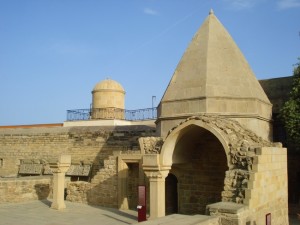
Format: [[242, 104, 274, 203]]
[[0, 0, 299, 125]]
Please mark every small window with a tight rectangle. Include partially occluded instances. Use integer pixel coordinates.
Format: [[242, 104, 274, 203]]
[[0, 158, 3, 168]]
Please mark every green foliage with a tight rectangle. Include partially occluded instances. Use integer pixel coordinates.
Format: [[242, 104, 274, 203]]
[[280, 58, 300, 152]]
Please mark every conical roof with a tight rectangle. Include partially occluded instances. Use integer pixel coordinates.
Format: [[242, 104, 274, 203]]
[[157, 10, 272, 139], [161, 10, 270, 104]]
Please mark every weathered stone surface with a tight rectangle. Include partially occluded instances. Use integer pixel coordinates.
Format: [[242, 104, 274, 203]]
[[66, 181, 90, 204], [0, 176, 52, 203], [66, 164, 92, 176], [139, 137, 163, 154], [19, 164, 43, 175], [164, 115, 275, 204], [0, 126, 154, 178]]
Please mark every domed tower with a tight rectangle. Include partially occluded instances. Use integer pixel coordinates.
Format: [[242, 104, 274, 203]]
[[91, 79, 126, 119]]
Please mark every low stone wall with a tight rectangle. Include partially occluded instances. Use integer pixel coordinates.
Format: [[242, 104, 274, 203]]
[[66, 155, 119, 208], [66, 181, 90, 204], [0, 176, 52, 203]]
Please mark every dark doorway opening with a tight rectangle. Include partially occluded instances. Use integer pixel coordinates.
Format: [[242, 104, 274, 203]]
[[170, 125, 228, 214], [127, 163, 139, 210], [165, 173, 178, 215]]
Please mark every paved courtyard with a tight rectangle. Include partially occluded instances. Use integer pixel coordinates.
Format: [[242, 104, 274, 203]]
[[0, 200, 299, 225], [0, 200, 138, 225]]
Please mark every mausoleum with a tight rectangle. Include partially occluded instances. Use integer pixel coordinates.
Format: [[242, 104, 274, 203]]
[[0, 10, 290, 225]]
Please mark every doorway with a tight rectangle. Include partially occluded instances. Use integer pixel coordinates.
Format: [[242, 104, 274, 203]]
[[165, 173, 178, 215]]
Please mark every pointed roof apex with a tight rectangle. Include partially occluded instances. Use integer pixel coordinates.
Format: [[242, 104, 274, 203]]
[[209, 9, 214, 15], [160, 8, 271, 114]]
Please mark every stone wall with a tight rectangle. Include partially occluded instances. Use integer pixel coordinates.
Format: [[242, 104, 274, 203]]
[[0, 125, 154, 208], [67, 181, 90, 204], [260, 76, 300, 213], [66, 159, 146, 209], [88, 155, 118, 208], [245, 147, 289, 224], [259, 76, 292, 114], [206, 147, 288, 225], [0, 176, 51, 203], [0, 126, 155, 178]]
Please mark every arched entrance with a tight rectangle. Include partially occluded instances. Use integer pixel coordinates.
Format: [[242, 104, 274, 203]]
[[165, 173, 178, 215], [160, 120, 229, 215]]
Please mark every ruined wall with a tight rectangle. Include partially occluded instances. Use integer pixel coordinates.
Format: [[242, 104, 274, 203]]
[[0, 126, 154, 177], [0, 125, 155, 208], [0, 128, 68, 177], [67, 159, 144, 209], [87, 155, 118, 208], [0, 176, 51, 203], [67, 181, 90, 204], [209, 147, 289, 225]]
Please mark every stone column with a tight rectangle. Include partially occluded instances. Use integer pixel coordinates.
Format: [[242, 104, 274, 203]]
[[143, 154, 169, 219], [145, 170, 168, 219], [49, 155, 71, 210]]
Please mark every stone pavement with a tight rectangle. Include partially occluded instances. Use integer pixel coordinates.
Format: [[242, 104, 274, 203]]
[[0, 200, 138, 225], [0, 200, 299, 225]]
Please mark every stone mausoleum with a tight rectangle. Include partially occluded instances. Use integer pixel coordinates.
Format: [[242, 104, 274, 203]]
[[0, 10, 290, 225]]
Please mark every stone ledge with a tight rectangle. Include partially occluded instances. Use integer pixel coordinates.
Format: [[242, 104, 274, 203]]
[[206, 202, 248, 214]]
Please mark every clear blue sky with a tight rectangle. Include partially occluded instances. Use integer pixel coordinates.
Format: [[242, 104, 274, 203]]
[[0, 0, 299, 125]]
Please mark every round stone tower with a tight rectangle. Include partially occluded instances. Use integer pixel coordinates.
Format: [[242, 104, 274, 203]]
[[91, 79, 125, 119]]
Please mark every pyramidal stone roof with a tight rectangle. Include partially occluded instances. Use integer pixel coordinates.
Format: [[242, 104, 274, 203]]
[[161, 9, 270, 104]]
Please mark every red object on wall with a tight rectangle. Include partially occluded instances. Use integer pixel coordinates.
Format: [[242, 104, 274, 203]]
[[138, 185, 147, 222], [266, 213, 271, 225]]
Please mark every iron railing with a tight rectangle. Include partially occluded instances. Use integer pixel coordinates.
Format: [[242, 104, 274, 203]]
[[66, 109, 90, 121], [125, 108, 157, 121], [66, 107, 157, 121]]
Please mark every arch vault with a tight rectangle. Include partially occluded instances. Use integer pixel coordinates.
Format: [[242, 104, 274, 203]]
[[141, 115, 282, 220]]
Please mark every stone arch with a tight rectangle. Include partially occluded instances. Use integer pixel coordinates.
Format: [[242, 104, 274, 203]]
[[160, 117, 230, 214], [158, 115, 274, 206], [141, 115, 276, 218], [160, 117, 230, 169]]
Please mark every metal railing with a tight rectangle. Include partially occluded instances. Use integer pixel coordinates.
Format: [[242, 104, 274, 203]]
[[66, 107, 157, 121], [125, 108, 157, 121], [66, 109, 90, 121]]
